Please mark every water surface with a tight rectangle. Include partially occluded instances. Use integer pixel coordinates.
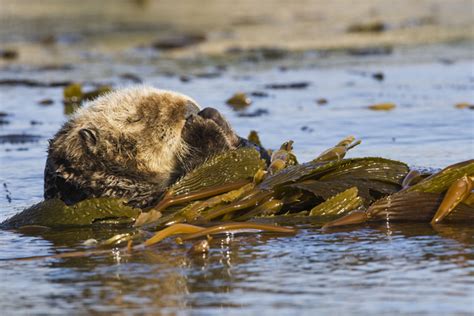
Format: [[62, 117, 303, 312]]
[[0, 58, 473, 315]]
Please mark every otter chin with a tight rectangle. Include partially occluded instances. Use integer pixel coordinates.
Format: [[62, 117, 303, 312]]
[[44, 86, 265, 209]]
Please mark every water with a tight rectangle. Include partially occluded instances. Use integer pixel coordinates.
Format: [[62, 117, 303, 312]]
[[1, 58, 473, 315]]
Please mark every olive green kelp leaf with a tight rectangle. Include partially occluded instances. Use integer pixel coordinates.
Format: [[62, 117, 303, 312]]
[[367, 191, 474, 222], [366, 159, 474, 222], [260, 157, 408, 191], [309, 187, 363, 217], [406, 159, 474, 193], [291, 178, 400, 205], [169, 147, 266, 196], [1, 198, 141, 229]]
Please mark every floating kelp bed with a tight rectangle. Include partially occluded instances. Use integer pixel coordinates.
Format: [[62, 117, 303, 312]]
[[2, 136, 473, 260]]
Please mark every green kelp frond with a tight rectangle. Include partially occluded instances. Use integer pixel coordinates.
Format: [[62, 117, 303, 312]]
[[1, 198, 140, 229]]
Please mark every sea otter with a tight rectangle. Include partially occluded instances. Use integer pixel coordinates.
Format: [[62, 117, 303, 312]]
[[44, 86, 264, 209]]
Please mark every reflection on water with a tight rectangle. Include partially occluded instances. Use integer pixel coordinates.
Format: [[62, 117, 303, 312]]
[[0, 223, 473, 314]]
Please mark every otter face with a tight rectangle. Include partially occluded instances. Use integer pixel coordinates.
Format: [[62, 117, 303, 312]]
[[44, 86, 242, 207]]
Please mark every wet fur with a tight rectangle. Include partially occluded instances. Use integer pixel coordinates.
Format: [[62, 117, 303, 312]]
[[44, 86, 240, 208]]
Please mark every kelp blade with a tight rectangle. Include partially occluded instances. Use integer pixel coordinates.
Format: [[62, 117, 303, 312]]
[[368, 191, 474, 222], [260, 157, 408, 191], [291, 178, 400, 206], [407, 159, 474, 194], [318, 158, 408, 184], [169, 147, 265, 196], [309, 187, 363, 217], [363, 159, 474, 223], [1, 198, 141, 228]]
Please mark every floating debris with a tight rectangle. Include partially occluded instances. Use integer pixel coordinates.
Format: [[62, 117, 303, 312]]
[[454, 102, 474, 109], [250, 91, 269, 97], [347, 21, 386, 33], [38, 99, 54, 106], [36, 64, 74, 71], [347, 46, 393, 56], [0, 134, 41, 144], [0, 79, 72, 87], [0, 49, 18, 60], [194, 72, 221, 79], [368, 103, 396, 111], [180, 75, 192, 83], [82, 85, 112, 102], [237, 109, 269, 117], [63, 83, 112, 114], [372, 72, 384, 81], [0, 112, 10, 125], [226, 92, 252, 110], [265, 82, 310, 89], [152, 33, 206, 50], [119, 73, 143, 83], [63, 83, 83, 103], [316, 98, 328, 105], [226, 47, 288, 61]]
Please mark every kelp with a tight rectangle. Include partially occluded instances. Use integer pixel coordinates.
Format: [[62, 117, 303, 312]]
[[367, 191, 474, 222], [291, 178, 400, 205], [149, 147, 265, 215], [309, 187, 363, 217], [259, 157, 408, 191], [169, 147, 265, 196], [150, 182, 257, 226], [406, 159, 474, 193], [313, 136, 361, 162], [176, 222, 296, 242], [318, 158, 408, 184], [234, 199, 284, 221], [2, 137, 473, 261], [367, 159, 474, 219], [1, 198, 140, 229], [324, 159, 474, 228], [144, 222, 295, 246]]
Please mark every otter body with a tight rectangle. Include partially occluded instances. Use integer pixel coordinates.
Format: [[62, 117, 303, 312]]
[[44, 86, 248, 208]]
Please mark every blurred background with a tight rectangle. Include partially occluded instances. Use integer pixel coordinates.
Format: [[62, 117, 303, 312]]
[[1, 0, 473, 68]]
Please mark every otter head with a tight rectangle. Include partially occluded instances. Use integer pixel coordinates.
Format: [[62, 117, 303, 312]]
[[44, 86, 247, 208]]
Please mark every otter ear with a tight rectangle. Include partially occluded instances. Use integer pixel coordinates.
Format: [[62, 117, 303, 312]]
[[79, 128, 99, 148]]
